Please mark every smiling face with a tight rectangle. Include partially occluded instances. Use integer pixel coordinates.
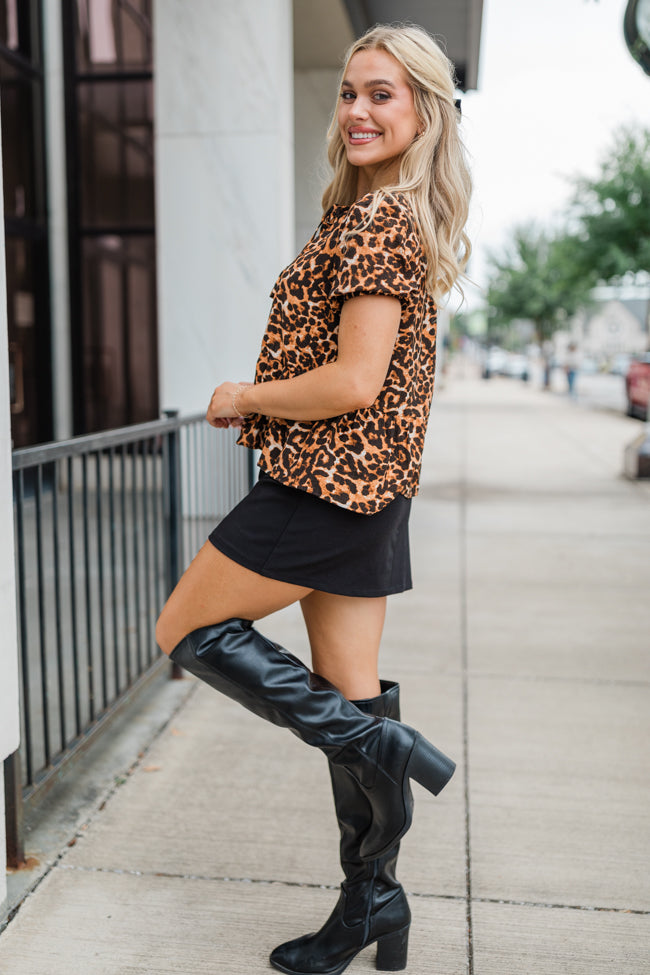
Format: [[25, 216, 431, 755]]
[[337, 48, 420, 196]]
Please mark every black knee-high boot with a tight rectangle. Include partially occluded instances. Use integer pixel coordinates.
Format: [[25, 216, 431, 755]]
[[169, 619, 455, 861], [270, 681, 411, 975]]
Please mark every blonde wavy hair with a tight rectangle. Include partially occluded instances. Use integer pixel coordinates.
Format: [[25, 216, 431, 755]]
[[322, 24, 472, 304]]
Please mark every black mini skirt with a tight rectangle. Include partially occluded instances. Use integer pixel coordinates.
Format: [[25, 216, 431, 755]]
[[208, 470, 412, 597]]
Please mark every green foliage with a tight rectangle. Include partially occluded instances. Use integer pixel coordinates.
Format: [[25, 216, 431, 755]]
[[486, 225, 596, 342], [570, 127, 650, 281], [485, 127, 650, 342]]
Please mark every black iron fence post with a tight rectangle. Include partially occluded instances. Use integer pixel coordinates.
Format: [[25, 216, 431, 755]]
[[163, 411, 183, 679], [4, 750, 24, 868]]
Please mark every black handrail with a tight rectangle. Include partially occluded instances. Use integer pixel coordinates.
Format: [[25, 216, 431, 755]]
[[11, 413, 203, 468]]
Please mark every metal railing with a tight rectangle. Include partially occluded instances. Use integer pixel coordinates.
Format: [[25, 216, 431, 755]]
[[4, 414, 253, 865]]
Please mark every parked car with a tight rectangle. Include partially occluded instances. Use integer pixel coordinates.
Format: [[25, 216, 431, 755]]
[[625, 354, 650, 420], [504, 353, 529, 380], [482, 345, 508, 378]]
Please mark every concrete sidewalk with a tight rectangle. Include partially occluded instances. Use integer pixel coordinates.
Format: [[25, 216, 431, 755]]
[[1, 362, 649, 974]]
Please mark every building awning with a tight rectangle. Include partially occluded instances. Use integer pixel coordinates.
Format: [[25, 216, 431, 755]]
[[294, 0, 483, 91]]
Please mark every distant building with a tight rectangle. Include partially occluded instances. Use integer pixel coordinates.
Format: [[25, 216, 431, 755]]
[[544, 291, 649, 365], [579, 298, 649, 361], [582, 283, 650, 357]]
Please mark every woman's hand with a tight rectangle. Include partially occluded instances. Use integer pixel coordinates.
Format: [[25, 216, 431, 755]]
[[206, 381, 253, 429]]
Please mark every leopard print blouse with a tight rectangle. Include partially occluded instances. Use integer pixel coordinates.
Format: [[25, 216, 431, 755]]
[[237, 192, 437, 515]]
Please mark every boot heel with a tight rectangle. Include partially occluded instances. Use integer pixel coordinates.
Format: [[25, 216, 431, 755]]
[[407, 734, 456, 796], [376, 924, 409, 971]]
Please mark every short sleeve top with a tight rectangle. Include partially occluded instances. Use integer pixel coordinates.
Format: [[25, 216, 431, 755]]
[[237, 192, 437, 515]]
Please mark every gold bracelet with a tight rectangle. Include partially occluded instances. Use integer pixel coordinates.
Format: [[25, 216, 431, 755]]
[[232, 385, 247, 418]]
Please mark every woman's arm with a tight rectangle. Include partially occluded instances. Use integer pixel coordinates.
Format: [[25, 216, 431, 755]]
[[206, 294, 401, 427]]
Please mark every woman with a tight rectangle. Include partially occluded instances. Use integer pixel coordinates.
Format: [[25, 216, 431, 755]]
[[156, 23, 471, 975]]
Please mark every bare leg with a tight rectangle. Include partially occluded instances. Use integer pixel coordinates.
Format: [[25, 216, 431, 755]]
[[158, 551, 455, 867], [156, 542, 312, 656], [300, 590, 386, 700]]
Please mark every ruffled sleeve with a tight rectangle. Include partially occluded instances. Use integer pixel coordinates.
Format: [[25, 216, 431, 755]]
[[329, 194, 423, 302]]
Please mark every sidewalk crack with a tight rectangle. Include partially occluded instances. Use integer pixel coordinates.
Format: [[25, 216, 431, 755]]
[[471, 894, 650, 916], [55, 864, 650, 915]]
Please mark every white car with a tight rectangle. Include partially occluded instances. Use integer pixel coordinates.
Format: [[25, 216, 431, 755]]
[[484, 346, 508, 375], [504, 354, 530, 380]]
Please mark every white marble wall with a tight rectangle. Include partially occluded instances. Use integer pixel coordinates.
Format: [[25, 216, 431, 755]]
[[0, 103, 21, 906], [293, 68, 340, 249], [154, 0, 295, 415]]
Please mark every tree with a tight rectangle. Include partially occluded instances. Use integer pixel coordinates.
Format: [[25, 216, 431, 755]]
[[569, 127, 650, 283], [485, 128, 650, 353], [486, 225, 597, 345]]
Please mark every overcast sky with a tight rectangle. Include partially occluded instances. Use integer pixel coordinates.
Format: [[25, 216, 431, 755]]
[[459, 0, 649, 308]]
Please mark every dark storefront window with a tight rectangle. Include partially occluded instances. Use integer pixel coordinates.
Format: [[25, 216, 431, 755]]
[[77, 79, 154, 228], [81, 234, 157, 431], [64, 0, 157, 433], [1, 0, 52, 447]]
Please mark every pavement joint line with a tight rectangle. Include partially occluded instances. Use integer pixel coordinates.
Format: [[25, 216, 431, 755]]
[[469, 896, 650, 916], [53, 863, 465, 903], [459, 400, 474, 975], [19, 860, 650, 918], [56, 864, 337, 889]]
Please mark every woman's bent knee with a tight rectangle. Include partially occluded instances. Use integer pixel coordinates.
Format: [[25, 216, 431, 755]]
[[155, 542, 311, 656]]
